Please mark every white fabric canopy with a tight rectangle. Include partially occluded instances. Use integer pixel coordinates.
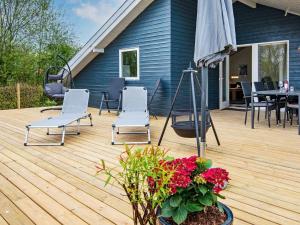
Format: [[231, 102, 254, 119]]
[[194, 0, 237, 67]]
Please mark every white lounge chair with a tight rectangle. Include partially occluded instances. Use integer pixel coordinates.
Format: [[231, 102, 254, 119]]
[[24, 89, 92, 146], [112, 87, 150, 145]]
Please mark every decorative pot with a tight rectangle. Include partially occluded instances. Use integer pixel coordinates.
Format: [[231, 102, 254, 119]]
[[158, 202, 233, 225]]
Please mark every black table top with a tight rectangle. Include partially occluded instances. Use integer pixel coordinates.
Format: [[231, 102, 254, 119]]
[[254, 90, 300, 96]]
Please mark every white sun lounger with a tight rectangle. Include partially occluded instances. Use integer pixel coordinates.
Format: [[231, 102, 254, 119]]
[[112, 87, 150, 145], [24, 89, 92, 146]]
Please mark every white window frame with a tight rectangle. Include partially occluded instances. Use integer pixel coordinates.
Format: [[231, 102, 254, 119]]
[[119, 47, 140, 80]]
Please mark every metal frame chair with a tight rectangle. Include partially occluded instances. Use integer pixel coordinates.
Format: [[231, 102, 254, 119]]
[[242, 82, 275, 127], [112, 87, 150, 145], [283, 96, 299, 128], [25, 89, 93, 146], [99, 78, 125, 115]]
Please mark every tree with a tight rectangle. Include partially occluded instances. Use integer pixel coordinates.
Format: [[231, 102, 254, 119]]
[[0, 0, 78, 85]]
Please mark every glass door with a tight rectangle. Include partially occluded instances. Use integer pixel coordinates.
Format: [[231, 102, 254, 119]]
[[258, 42, 288, 85], [219, 56, 230, 109]]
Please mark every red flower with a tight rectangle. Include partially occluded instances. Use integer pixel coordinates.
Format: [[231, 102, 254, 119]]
[[201, 168, 229, 193], [163, 156, 197, 194]]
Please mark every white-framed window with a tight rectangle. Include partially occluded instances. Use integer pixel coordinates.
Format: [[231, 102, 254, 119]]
[[257, 41, 289, 84], [119, 47, 140, 80]]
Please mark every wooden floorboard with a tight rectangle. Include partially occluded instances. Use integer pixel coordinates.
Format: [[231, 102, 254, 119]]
[[0, 107, 300, 225]]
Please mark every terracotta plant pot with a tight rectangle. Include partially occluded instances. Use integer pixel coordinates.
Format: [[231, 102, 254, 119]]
[[158, 202, 233, 225]]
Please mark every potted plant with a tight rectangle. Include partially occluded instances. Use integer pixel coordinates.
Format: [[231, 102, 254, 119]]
[[97, 146, 174, 225], [97, 146, 233, 225], [157, 156, 233, 225]]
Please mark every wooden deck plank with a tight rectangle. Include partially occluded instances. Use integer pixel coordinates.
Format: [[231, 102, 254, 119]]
[[0, 107, 299, 225], [0, 149, 132, 225], [0, 162, 88, 225], [0, 192, 35, 225], [0, 174, 61, 225], [0, 216, 9, 225], [1, 143, 131, 215], [0, 157, 115, 225]]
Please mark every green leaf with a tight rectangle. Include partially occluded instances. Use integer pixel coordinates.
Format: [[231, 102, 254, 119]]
[[199, 193, 213, 206], [211, 192, 218, 203], [173, 205, 188, 225], [217, 202, 224, 213], [160, 206, 174, 218], [101, 159, 106, 169], [203, 159, 212, 169], [164, 156, 174, 161], [215, 193, 226, 199], [185, 202, 204, 213], [104, 174, 112, 186], [170, 195, 182, 207], [162, 199, 170, 209], [198, 185, 208, 195]]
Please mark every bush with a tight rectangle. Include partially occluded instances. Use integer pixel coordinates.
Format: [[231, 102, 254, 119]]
[[0, 86, 17, 109], [0, 83, 56, 110]]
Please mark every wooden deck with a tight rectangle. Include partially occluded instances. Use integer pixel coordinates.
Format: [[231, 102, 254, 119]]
[[0, 107, 300, 225]]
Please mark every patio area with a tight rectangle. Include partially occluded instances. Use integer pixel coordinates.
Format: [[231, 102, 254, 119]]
[[0, 107, 300, 225]]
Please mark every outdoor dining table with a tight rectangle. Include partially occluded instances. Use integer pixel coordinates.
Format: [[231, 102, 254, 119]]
[[251, 90, 300, 135]]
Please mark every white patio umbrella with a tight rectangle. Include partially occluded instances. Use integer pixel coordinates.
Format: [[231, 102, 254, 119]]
[[194, 0, 237, 156]]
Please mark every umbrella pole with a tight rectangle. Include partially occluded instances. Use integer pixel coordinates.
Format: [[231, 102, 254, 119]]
[[200, 66, 208, 157]]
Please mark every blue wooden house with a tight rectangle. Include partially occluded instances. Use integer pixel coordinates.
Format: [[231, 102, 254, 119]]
[[68, 0, 300, 115]]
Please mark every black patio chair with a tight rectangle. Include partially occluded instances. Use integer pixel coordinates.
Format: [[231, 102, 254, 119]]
[[99, 78, 125, 115], [148, 78, 161, 119], [254, 81, 267, 121], [283, 96, 299, 128], [266, 81, 276, 90], [241, 82, 276, 127]]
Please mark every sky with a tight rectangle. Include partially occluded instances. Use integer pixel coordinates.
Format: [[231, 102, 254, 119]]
[[54, 0, 126, 45]]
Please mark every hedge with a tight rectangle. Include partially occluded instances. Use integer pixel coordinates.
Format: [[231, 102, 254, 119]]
[[0, 84, 56, 110]]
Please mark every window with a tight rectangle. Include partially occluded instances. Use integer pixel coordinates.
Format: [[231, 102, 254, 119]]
[[258, 42, 288, 84], [119, 48, 140, 80]]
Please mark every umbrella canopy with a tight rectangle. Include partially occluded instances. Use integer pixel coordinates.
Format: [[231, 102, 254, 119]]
[[194, 0, 236, 67], [193, 0, 237, 157]]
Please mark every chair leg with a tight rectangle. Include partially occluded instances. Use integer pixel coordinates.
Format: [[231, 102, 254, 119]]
[[24, 127, 30, 146], [117, 93, 122, 116], [283, 105, 287, 128], [291, 109, 294, 126], [76, 120, 80, 135], [61, 127, 66, 146], [99, 94, 105, 115], [147, 126, 151, 144], [265, 109, 267, 119], [267, 107, 271, 128], [88, 113, 93, 126], [257, 107, 260, 121], [105, 94, 110, 113], [111, 126, 115, 145], [245, 106, 248, 125]]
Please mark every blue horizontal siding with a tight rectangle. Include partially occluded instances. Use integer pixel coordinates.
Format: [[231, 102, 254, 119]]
[[234, 2, 300, 89], [75, 1, 300, 116], [170, 0, 219, 110], [74, 0, 172, 115]]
